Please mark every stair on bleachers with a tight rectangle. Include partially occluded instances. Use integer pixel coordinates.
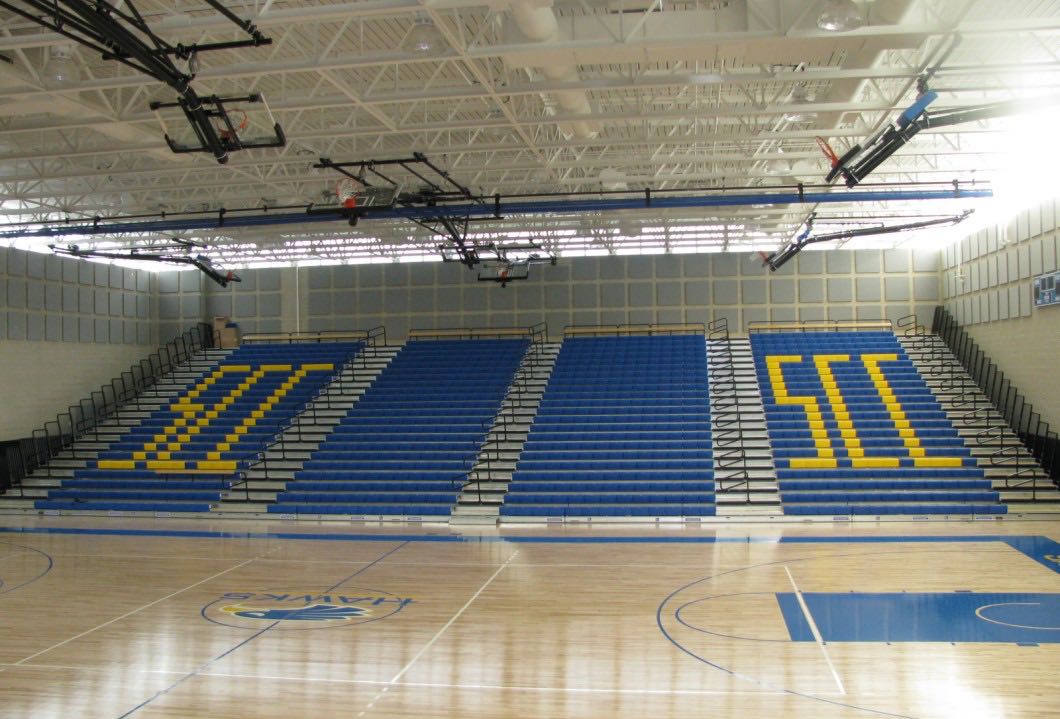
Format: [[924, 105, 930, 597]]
[[4, 349, 230, 506], [29, 342, 363, 515], [898, 334, 1060, 511], [268, 338, 530, 519], [451, 341, 561, 523], [707, 335, 780, 515], [215, 343, 401, 512], [501, 333, 715, 520], [752, 330, 1005, 516]]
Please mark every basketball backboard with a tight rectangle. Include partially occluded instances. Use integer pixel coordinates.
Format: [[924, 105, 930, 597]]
[[150, 94, 285, 162]]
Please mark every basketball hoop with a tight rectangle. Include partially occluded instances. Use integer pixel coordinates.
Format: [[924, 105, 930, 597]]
[[217, 108, 249, 143], [816, 136, 840, 168], [336, 178, 363, 209]]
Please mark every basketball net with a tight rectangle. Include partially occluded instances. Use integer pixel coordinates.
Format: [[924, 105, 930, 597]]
[[336, 178, 363, 209], [217, 109, 249, 142]]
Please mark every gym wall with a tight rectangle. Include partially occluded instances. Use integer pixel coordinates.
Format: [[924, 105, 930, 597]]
[[944, 196, 1060, 427], [0, 246, 156, 441], [158, 247, 941, 342]]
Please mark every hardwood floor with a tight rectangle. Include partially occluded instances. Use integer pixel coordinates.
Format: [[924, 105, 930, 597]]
[[0, 517, 1057, 718]]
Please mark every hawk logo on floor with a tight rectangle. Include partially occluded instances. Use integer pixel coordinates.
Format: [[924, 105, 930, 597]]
[[202, 588, 413, 630], [221, 603, 370, 622]]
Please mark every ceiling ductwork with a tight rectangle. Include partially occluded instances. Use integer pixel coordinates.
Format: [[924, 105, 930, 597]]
[[505, 0, 598, 139]]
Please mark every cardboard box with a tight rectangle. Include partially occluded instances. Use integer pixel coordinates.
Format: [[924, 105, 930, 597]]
[[218, 326, 241, 349], [212, 315, 231, 332]]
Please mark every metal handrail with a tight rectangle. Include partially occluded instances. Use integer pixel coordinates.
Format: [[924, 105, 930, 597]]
[[241, 328, 382, 345], [407, 325, 540, 341], [707, 318, 750, 502], [17, 322, 217, 490], [747, 319, 893, 334], [931, 306, 1057, 494], [251, 342, 370, 486], [563, 322, 706, 337], [460, 335, 546, 506]]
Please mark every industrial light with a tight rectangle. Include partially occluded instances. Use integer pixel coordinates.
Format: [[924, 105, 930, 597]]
[[782, 85, 818, 122], [406, 13, 445, 54], [817, 0, 865, 32], [42, 44, 80, 89]]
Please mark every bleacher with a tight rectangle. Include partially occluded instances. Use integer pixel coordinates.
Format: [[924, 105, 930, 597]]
[[501, 334, 715, 518], [35, 342, 361, 513], [750, 330, 1004, 515], [269, 338, 529, 517]]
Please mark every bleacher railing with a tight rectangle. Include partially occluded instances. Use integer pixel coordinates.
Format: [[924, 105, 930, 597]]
[[407, 325, 541, 341], [708, 318, 751, 502], [241, 328, 385, 345], [563, 322, 706, 337], [462, 323, 550, 505], [16, 322, 216, 491], [930, 307, 1057, 487], [747, 319, 893, 334], [240, 328, 387, 494]]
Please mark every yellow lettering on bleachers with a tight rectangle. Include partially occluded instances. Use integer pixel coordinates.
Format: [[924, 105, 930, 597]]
[[768, 354, 835, 459], [196, 460, 236, 472], [98, 460, 135, 470], [222, 365, 252, 373], [147, 460, 185, 471], [813, 354, 861, 455], [852, 457, 900, 469], [790, 457, 839, 469], [915, 457, 963, 468]]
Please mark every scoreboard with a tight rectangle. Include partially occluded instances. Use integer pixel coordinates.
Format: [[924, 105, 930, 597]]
[[1034, 270, 1060, 307]]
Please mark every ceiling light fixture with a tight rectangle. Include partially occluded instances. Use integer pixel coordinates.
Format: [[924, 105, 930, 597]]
[[406, 13, 445, 54], [782, 85, 818, 123], [817, 0, 865, 32], [42, 44, 80, 89]]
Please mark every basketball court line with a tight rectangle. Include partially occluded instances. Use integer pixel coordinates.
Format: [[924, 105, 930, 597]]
[[3, 526, 1057, 575], [0, 524, 1052, 546], [390, 549, 519, 685], [13, 553, 268, 666], [357, 550, 521, 717], [114, 540, 411, 718], [784, 565, 846, 695], [0, 662, 801, 696]]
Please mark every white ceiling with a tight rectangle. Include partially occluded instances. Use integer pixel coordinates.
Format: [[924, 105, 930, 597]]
[[0, 0, 1057, 267]]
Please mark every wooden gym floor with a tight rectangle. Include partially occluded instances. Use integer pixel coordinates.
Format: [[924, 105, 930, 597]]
[[0, 516, 1057, 718]]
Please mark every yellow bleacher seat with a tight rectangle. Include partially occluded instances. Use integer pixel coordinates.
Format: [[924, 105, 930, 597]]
[[851, 457, 900, 468], [914, 457, 965, 468], [98, 460, 135, 470], [146, 460, 185, 471], [790, 458, 838, 469]]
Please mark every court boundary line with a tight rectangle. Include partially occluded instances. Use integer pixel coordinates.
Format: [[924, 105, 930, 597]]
[[13, 554, 265, 666], [390, 549, 518, 685], [784, 565, 846, 695], [2, 526, 1057, 574], [0, 663, 803, 696], [0, 524, 1041, 545]]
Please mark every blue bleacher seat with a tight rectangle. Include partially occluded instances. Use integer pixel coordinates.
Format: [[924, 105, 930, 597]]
[[38, 342, 362, 514], [749, 330, 1000, 515], [270, 338, 530, 517], [501, 334, 715, 518]]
